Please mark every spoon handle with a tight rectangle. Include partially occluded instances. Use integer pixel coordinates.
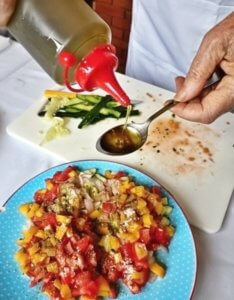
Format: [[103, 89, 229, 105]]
[[146, 100, 177, 124]]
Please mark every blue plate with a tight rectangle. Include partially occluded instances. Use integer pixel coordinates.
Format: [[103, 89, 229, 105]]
[[0, 160, 197, 300]]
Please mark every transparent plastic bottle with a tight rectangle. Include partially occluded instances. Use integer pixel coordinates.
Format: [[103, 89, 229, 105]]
[[7, 0, 111, 84]]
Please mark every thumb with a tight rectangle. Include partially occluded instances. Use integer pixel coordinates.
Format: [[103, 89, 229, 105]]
[[175, 34, 226, 102]]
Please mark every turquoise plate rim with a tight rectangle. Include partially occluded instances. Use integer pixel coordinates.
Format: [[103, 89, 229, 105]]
[[1, 159, 197, 300]]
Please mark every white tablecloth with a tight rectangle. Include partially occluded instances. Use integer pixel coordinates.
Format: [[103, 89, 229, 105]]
[[0, 37, 233, 300]]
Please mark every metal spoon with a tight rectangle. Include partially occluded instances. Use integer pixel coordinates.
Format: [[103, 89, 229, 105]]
[[96, 70, 224, 156], [96, 100, 177, 155]]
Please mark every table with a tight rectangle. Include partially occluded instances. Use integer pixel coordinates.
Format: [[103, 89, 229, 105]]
[[0, 36, 233, 300]]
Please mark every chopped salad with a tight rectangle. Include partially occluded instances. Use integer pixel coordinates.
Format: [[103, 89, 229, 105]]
[[16, 166, 175, 300]]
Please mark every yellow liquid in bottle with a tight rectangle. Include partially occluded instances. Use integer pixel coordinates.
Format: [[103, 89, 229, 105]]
[[8, 0, 111, 84]]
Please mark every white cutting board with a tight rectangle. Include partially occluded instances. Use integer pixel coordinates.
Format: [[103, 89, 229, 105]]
[[7, 73, 234, 233]]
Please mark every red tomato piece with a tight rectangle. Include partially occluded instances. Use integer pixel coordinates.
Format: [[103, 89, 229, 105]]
[[32, 213, 57, 230], [121, 243, 135, 262], [74, 236, 90, 253], [151, 186, 161, 195], [74, 271, 92, 287], [154, 227, 170, 247], [34, 189, 45, 204], [114, 171, 126, 178], [53, 166, 75, 182], [139, 228, 151, 245], [79, 280, 99, 298], [102, 202, 116, 214]]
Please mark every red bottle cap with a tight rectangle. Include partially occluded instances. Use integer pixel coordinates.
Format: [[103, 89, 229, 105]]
[[58, 45, 131, 107]]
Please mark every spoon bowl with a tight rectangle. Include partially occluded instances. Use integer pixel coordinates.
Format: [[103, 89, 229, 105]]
[[96, 100, 176, 155]]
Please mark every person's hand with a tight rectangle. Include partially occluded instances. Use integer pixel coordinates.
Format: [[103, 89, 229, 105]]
[[172, 12, 234, 124], [0, 0, 17, 27]]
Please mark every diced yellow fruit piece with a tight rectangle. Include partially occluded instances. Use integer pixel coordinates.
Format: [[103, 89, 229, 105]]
[[44, 89, 76, 99], [162, 197, 168, 205], [97, 276, 111, 297], [47, 262, 58, 273], [150, 262, 166, 277], [111, 215, 120, 228], [46, 180, 54, 191], [118, 193, 128, 204], [31, 253, 47, 265], [119, 232, 140, 243], [28, 243, 40, 256], [161, 217, 170, 226], [128, 222, 142, 233], [89, 210, 101, 219], [135, 242, 148, 260], [19, 203, 31, 215], [155, 202, 163, 215], [142, 214, 154, 227], [15, 249, 28, 266], [166, 225, 175, 237], [131, 186, 148, 198], [138, 207, 150, 215], [56, 215, 72, 225], [60, 283, 72, 299], [23, 226, 38, 243], [43, 247, 56, 257], [148, 194, 157, 204], [163, 206, 172, 216], [55, 225, 67, 240], [35, 230, 46, 239], [68, 170, 77, 177], [98, 223, 109, 235], [137, 199, 147, 210], [80, 296, 96, 300], [105, 170, 113, 179], [53, 279, 61, 289], [119, 181, 134, 193], [27, 203, 40, 218], [110, 236, 120, 251], [34, 208, 44, 218], [131, 271, 144, 280], [113, 253, 122, 264]]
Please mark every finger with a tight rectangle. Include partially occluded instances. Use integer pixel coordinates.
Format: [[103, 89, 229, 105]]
[[0, 0, 17, 27], [175, 76, 185, 92], [220, 60, 234, 75], [175, 32, 226, 102], [172, 77, 234, 123]]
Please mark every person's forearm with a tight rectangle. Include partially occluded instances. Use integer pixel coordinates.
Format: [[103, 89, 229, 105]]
[[0, 0, 17, 27]]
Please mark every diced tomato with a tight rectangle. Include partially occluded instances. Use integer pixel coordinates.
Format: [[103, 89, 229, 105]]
[[60, 267, 75, 285], [102, 255, 122, 282], [74, 271, 92, 287], [73, 236, 90, 253], [114, 171, 126, 179], [121, 243, 135, 262], [139, 228, 151, 245], [102, 202, 116, 214], [79, 280, 99, 298], [151, 186, 161, 195], [43, 185, 59, 203], [34, 190, 45, 204], [153, 227, 170, 247], [134, 258, 149, 270], [32, 212, 57, 230], [53, 166, 75, 182], [85, 245, 97, 267]]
